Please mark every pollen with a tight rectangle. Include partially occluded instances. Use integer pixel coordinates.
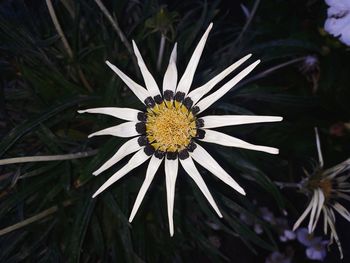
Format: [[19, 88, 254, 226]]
[[319, 179, 333, 200], [309, 174, 333, 200], [146, 101, 197, 152]]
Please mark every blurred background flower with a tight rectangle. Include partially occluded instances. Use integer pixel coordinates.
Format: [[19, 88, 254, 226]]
[[324, 0, 350, 46], [0, 0, 350, 262]]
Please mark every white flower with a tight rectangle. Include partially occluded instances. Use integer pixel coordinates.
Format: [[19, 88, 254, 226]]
[[79, 23, 283, 236], [324, 0, 350, 46], [293, 128, 350, 258]]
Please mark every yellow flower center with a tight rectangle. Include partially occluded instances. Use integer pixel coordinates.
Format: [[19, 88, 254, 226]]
[[309, 173, 333, 200], [319, 179, 332, 200], [146, 101, 197, 152]]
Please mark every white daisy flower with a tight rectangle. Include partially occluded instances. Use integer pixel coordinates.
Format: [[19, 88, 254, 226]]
[[324, 0, 350, 46], [79, 23, 283, 236], [293, 128, 350, 258]]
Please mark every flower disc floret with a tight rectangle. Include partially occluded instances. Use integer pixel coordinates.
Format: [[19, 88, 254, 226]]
[[146, 101, 196, 152]]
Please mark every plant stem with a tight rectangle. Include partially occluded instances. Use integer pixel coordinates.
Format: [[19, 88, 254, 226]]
[[94, 0, 139, 73], [232, 56, 306, 92], [314, 127, 324, 168], [235, 0, 261, 45], [45, 0, 73, 58], [0, 200, 72, 236], [274, 181, 302, 189], [157, 34, 166, 71], [0, 149, 98, 165], [45, 0, 93, 92]]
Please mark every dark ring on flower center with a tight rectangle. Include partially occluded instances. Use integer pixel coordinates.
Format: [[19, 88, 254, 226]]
[[187, 141, 197, 152], [191, 106, 200, 115], [138, 135, 149, 146], [195, 129, 205, 139], [179, 149, 189, 160], [154, 149, 165, 159], [144, 96, 155, 108], [166, 151, 178, 160], [174, 91, 185, 102], [154, 95, 163, 104], [195, 119, 204, 128], [164, 90, 174, 101], [144, 145, 155, 156], [135, 122, 146, 134], [183, 97, 193, 110], [137, 112, 147, 122]]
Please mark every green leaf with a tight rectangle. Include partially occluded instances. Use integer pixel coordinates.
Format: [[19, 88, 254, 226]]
[[103, 192, 135, 263], [66, 197, 96, 263], [0, 96, 95, 158]]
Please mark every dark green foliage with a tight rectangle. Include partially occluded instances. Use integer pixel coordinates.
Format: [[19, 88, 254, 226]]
[[0, 0, 349, 262]]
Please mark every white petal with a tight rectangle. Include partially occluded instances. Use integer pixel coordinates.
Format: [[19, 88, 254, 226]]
[[329, 207, 336, 222], [311, 189, 325, 232], [314, 127, 324, 168], [196, 60, 260, 113], [180, 157, 222, 218], [333, 202, 350, 222], [325, 0, 350, 8], [190, 143, 245, 195], [324, 158, 350, 179], [335, 174, 350, 183], [176, 23, 213, 95], [337, 192, 350, 202], [201, 115, 283, 129], [339, 23, 350, 46], [88, 122, 139, 138], [106, 60, 150, 103], [187, 54, 252, 104], [200, 129, 279, 154], [165, 157, 179, 236], [323, 207, 328, 234], [132, 40, 160, 97], [92, 149, 150, 198], [293, 194, 315, 231], [163, 43, 178, 94], [129, 155, 163, 222], [308, 190, 320, 233], [78, 107, 141, 121], [325, 208, 343, 259], [93, 137, 141, 176]]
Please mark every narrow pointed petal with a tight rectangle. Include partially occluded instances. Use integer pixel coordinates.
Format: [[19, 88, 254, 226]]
[[335, 174, 350, 183], [129, 156, 163, 222], [200, 129, 279, 154], [326, 210, 343, 259], [176, 23, 213, 95], [324, 158, 350, 179], [106, 61, 150, 103], [293, 194, 315, 231], [132, 40, 160, 97], [333, 202, 350, 222], [190, 143, 245, 195], [311, 189, 325, 232], [201, 115, 283, 129], [163, 43, 178, 94], [196, 60, 260, 113], [92, 149, 150, 198], [323, 207, 328, 234], [78, 107, 141, 121], [180, 157, 222, 218], [165, 158, 179, 236], [336, 192, 350, 202], [315, 127, 324, 168], [187, 54, 252, 104], [308, 190, 319, 233], [93, 137, 141, 176], [88, 122, 139, 138]]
